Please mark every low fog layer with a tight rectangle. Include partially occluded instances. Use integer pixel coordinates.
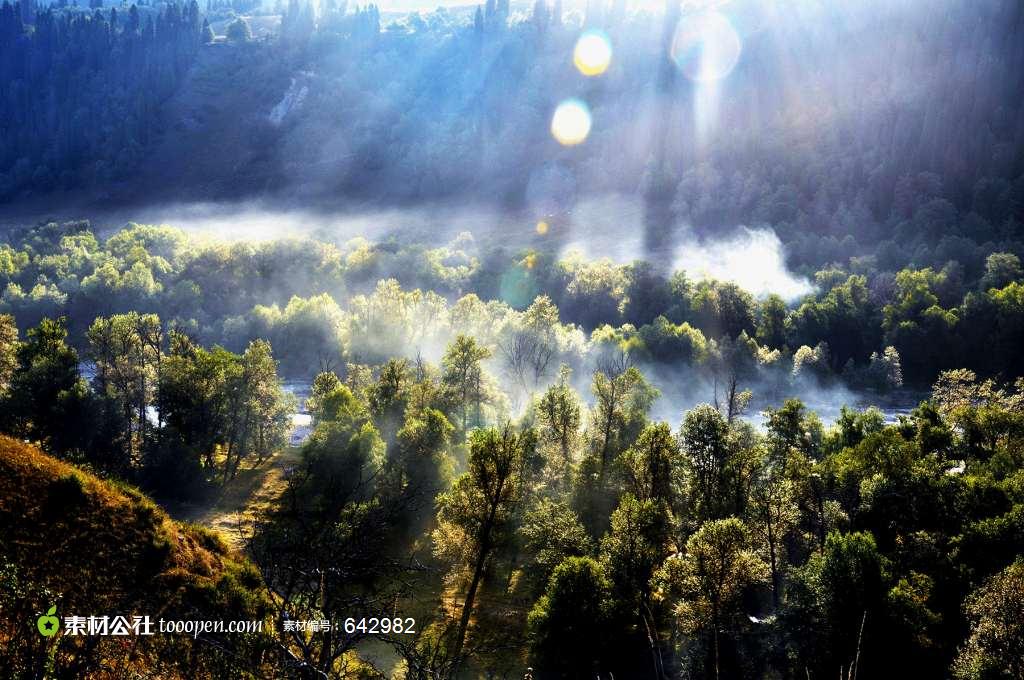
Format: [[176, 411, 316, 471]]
[[68, 195, 815, 302]]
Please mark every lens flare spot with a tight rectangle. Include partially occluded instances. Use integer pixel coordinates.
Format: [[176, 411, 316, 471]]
[[670, 11, 742, 83], [536, 220, 549, 235], [551, 99, 592, 146], [574, 30, 612, 76]]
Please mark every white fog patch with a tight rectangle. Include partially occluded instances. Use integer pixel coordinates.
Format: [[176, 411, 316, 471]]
[[554, 197, 814, 301], [100, 201, 510, 245], [87, 198, 813, 304], [674, 227, 814, 301]]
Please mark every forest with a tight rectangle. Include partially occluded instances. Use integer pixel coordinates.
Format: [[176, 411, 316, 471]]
[[2, 0, 1024, 678]]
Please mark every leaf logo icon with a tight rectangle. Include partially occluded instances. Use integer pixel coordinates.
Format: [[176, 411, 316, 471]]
[[37, 605, 59, 638]]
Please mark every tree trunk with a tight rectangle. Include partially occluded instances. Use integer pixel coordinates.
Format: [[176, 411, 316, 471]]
[[767, 522, 780, 609], [451, 531, 490, 672], [713, 607, 720, 680]]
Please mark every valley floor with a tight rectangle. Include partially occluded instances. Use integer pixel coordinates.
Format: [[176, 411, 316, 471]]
[[173, 446, 303, 551]]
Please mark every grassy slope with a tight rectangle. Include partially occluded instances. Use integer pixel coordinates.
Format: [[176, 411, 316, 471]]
[[0, 436, 275, 679]]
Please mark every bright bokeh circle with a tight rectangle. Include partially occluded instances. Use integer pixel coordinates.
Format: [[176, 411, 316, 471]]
[[550, 99, 592, 146], [574, 30, 613, 77], [670, 11, 742, 83]]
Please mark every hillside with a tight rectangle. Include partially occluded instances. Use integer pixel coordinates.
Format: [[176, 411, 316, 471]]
[[129, 41, 295, 205], [0, 436, 275, 679]]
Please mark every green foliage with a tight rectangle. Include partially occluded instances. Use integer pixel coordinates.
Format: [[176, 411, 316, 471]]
[[1, 300, 1022, 679], [637, 315, 709, 364], [600, 494, 669, 605], [953, 558, 1024, 680], [440, 334, 494, 433], [617, 422, 679, 506], [1, 220, 1022, 387], [0, 317, 93, 458], [535, 367, 582, 473], [0, 213, 1021, 679], [980, 252, 1023, 291], [679, 404, 735, 522], [789, 274, 881, 370], [690, 280, 757, 340], [527, 556, 612, 678], [668, 517, 768, 679], [520, 498, 593, 591], [0, 313, 16, 398]]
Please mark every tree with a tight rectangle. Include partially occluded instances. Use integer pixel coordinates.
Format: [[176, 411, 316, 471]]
[[617, 422, 678, 506], [867, 345, 903, 391], [818, 531, 888, 677], [226, 17, 252, 42], [306, 370, 342, 422], [953, 558, 1024, 680], [673, 518, 768, 680], [535, 366, 581, 473], [575, 362, 657, 534], [230, 339, 289, 472], [159, 333, 236, 474], [500, 325, 555, 399], [3, 317, 92, 457], [600, 494, 670, 678], [788, 274, 880, 370], [527, 557, 611, 678], [0, 313, 16, 397], [748, 472, 798, 608], [394, 406, 453, 535], [679, 404, 732, 522], [756, 293, 788, 349], [601, 494, 668, 605], [87, 313, 160, 464], [249, 410, 401, 678], [441, 335, 492, 433], [368, 357, 411, 447], [710, 332, 757, 423], [792, 341, 832, 383], [433, 424, 532, 668], [979, 252, 1022, 291], [520, 498, 593, 589], [590, 363, 657, 481], [691, 281, 757, 340]]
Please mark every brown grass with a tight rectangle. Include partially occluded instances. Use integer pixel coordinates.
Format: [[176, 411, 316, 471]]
[[0, 436, 275, 679]]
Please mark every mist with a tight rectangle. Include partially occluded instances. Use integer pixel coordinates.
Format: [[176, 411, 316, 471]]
[[673, 227, 814, 301]]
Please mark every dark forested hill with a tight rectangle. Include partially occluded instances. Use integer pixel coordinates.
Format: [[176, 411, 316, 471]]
[[2, 0, 1023, 244]]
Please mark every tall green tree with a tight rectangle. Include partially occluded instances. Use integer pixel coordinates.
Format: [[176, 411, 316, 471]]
[[441, 335, 492, 432], [535, 366, 581, 475], [680, 404, 735, 522], [672, 518, 768, 680], [433, 423, 533, 668], [3, 317, 92, 457], [953, 558, 1024, 680], [87, 312, 161, 463], [617, 421, 679, 506], [0, 313, 17, 398], [527, 556, 612, 678]]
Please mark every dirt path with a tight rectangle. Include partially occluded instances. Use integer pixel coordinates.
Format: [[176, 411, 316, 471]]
[[177, 446, 303, 550]]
